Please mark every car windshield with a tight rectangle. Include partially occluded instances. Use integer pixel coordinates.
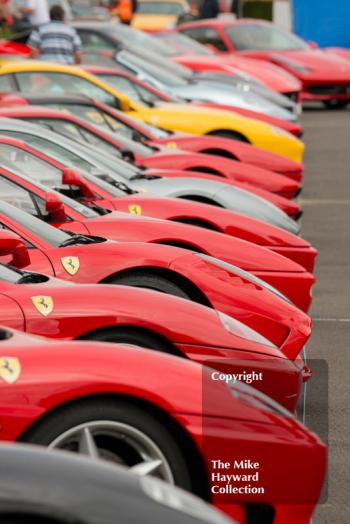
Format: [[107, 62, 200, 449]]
[[224, 23, 309, 51], [40, 103, 139, 139], [0, 199, 70, 247], [105, 23, 175, 57], [0, 129, 139, 195], [137, 1, 185, 15], [117, 50, 188, 87], [0, 144, 99, 219], [157, 32, 212, 56]]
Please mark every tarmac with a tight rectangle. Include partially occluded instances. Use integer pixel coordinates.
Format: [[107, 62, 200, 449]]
[[299, 106, 350, 523]]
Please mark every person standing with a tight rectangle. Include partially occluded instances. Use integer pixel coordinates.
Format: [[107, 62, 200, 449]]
[[18, 0, 49, 26], [27, 4, 81, 64]]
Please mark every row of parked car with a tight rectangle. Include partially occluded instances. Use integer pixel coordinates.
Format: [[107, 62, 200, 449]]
[[0, 16, 340, 524]]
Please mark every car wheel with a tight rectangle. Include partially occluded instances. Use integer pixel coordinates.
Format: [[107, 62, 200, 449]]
[[22, 399, 192, 490], [323, 100, 349, 109], [209, 130, 250, 143], [107, 272, 191, 300]]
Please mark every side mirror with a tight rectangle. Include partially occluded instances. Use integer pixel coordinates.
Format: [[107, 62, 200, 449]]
[[308, 41, 318, 49], [45, 192, 67, 222], [0, 230, 30, 268], [119, 96, 131, 112], [62, 168, 96, 199]]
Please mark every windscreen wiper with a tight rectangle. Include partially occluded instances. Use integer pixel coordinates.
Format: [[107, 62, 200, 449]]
[[58, 234, 98, 248]]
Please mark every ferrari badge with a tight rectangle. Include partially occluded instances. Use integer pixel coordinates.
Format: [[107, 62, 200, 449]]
[[31, 296, 54, 317], [61, 256, 80, 276], [0, 357, 21, 384], [128, 204, 142, 216]]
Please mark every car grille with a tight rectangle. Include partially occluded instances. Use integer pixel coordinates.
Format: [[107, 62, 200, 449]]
[[307, 84, 350, 95]]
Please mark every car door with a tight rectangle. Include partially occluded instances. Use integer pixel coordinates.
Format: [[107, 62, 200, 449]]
[[0, 290, 25, 330]]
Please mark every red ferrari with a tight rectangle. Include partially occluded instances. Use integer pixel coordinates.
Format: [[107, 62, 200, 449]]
[[159, 30, 303, 100], [0, 92, 304, 178], [0, 241, 311, 412], [178, 18, 350, 108], [0, 105, 301, 199], [0, 134, 316, 271], [0, 327, 326, 523], [0, 164, 315, 311], [0, 206, 314, 351]]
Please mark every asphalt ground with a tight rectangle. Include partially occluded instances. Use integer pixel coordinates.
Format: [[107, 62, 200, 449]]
[[298, 106, 350, 523]]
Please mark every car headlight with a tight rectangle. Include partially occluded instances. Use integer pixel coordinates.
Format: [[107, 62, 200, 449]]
[[227, 380, 293, 418], [271, 125, 293, 137], [140, 475, 231, 523], [217, 310, 278, 349], [196, 254, 292, 304]]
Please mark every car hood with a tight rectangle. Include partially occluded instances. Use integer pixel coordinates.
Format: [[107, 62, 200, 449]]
[[174, 53, 301, 92], [270, 49, 350, 78], [82, 212, 305, 272]]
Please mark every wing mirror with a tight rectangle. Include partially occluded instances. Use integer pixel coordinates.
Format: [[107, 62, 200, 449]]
[[308, 41, 318, 49], [62, 168, 96, 199], [0, 230, 30, 268], [45, 192, 67, 222]]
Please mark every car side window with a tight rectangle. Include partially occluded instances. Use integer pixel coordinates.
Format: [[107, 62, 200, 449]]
[[180, 27, 228, 51], [0, 74, 16, 92], [0, 222, 34, 249], [78, 30, 116, 51], [0, 175, 47, 219], [14, 72, 118, 107]]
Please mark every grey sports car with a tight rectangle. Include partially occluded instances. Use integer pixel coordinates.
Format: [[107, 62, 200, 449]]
[[73, 22, 298, 120], [0, 117, 300, 233]]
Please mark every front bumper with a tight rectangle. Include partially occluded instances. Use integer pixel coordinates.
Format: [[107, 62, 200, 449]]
[[301, 81, 350, 101], [174, 413, 326, 524]]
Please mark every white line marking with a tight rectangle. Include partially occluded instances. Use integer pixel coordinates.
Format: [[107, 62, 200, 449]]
[[313, 318, 350, 322]]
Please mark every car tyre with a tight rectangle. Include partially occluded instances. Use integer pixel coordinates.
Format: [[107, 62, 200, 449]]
[[22, 399, 192, 490], [107, 272, 190, 300]]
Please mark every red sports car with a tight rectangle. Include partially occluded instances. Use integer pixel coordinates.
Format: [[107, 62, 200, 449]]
[[0, 248, 310, 410], [0, 134, 316, 271], [0, 105, 301, 199], [178, 18, 350, 109], [0, 92, 304, 178], [0, 161, 315, 311], [159, 30, 303, 100], [0, 327, 326, 523], [0, 206, 313, 350]]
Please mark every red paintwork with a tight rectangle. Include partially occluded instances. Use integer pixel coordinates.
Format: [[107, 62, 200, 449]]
[[0, 135, 314, 271], [0, 264, 307, 412], [0, 163, 314, 311], [172, 51, 302, 96], [178, 19, 350, 103], [0, 206, 313, 357], [0, 41, 30, 56], [0, 327, 326, 522], [0, 92, 304, 178], [0, 106, 300, 199]]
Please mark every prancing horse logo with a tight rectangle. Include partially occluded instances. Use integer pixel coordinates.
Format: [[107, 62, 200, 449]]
[[61, 256, 80, 276]]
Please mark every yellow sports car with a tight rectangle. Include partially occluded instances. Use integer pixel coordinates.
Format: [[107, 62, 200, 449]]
[[132, 0, 195, 32], [0, 60, 304, 161]]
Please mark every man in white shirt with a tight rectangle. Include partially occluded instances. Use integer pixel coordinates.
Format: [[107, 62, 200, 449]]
[[19, 0, 49, 26]]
